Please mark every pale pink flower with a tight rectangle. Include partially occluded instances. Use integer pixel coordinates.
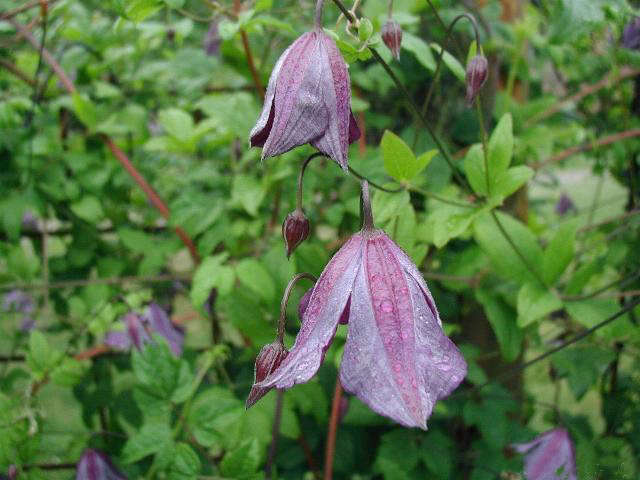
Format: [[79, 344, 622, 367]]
[[512, 428, 578, 480]]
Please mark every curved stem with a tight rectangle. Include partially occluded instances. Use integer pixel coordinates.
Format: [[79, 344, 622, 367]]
[[421, 13, 482, 120], [298, 152, 327, 210], [347, 166, 403, 193], [323, 377, 344, 480], [360, 181, 374, 231], [277, 273, 317, 343], [329, 0, 470, 194], [315, 0, 325, 29]]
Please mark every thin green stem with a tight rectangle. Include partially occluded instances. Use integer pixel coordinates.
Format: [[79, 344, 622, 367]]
[[330, 0, 470, 193], [361, 181, 374, 231], [408, 185, 475, 208], [347, 166, 403, 193], [491, 211, 547, 287]]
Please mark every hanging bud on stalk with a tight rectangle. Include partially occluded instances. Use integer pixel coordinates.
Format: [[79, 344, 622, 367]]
[[282, 209, 310, 258], [465, 54, 488, 105], [246, 340, 289, 408], [381, 20, 403, 60]]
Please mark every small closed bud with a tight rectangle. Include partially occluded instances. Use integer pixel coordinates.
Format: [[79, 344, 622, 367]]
[[381, 20, 403, 60], [246, 341, 289, 408], [282, 209, 310, 258], [465, 55, 488, 105], [358, 18, 374, 43]]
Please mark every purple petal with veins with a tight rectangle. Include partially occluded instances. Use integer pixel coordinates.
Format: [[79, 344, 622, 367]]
[[144, 303, 184, 356], [512, 428, 577, 480], [76, 449, 127, 480]]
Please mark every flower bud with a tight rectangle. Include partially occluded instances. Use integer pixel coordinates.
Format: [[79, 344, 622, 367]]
[[246, 341, 289, 408], [465, 55, 488, 105], [381, 20, 403, 60], [282, 209, 310, 258]]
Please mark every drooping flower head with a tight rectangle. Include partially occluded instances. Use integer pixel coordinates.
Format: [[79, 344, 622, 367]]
[[250, 182, 466, 429], [381, 20, 403, 60], [249, 1, 360, 169], [76, 449, 127, 480], [104, 304, 184, 356], [465, 54, 488, 106], [512, 428, 577, 480]]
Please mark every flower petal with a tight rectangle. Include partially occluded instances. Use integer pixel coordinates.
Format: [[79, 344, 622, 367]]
[[76, 448, 126, 480], [261, 32, 329, 159], [340, 233, 466, 429], [310, 32, 353, 169], [145, 303, 184, 356], [258, 235, 363, 389], [513, 428, 577, 480]]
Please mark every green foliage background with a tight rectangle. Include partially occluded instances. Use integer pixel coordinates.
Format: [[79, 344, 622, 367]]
[[1, 0, 640, 478]]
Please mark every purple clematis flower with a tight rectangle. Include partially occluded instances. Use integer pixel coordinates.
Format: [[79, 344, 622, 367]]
[[76, 449, 127, 480], [251, 182, 466, 429], [104, 303, 184, 356], [249, 17, 360, 169], [512, 428, 577, 480], [2, 289, 34, 314]]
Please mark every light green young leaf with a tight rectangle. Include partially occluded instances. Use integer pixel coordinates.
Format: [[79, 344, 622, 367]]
[[231, 175, 265, 216], [463, 144, 487, 196], [50, 358, 89, 387], [191, 253, 234, 307], [542, 221, 577, 285], [26, 331, 62, 380], [491, 165, 534, 201], [72, 93, 98, 129], [429, 42, 465, 81], [381, 130, 435, 182], [122, 422, 172, 464], [125, 0, 162, 21], [235, 258, 275, 303], [220, 439, 261, 478], [488, 113, 513, 177], [158, 108, 194, 143], [517, 282, 562, 327], [71, 196, 104, 223], [167, 443, 201, 479], [402, 32, 435, 71]]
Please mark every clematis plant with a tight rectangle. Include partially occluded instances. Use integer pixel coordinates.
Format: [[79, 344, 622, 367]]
[[249, 0, 360, 169], [512, 428, 577, 480], [76, 449, 126, 480], [249, 182, 466, 429]]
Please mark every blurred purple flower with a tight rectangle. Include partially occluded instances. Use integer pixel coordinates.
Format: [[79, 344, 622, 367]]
[[512, 428, 577, 480], [104, 304, 184, 355], [76, 448, 127, 480], [2, 290, 35, 314], [203, 21, 221, 56], [143, 303, 184, 356], [554, 194, 575, 216], [104, 313, 150, 351], [622, 17, 640, 50], [251, 182, 466, 429], [249, 27, 360, 170], [21, 211, 39, 230], [20, 317, 36, 332]]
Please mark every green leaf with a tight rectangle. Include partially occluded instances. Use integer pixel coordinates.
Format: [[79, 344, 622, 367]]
[[475, 289, 523, 362], [163, 0, 185, 7], [118, 228, 156, 253], [186, 387, 243, 448], [50, 358, 89, 387], [374, 430, 419, 478], [158, 108, 194, 143], [473, 211, 544, 284], [516, 282, 562, 327], [235, 258, 275, 303], [167, 443, 201, 479], [220, 439, 261, 479], [125, 0, 162, 21], [429, 43, 465, 81], [542, 221, 577, 285], [552, 346, 615, 399], [463, 144, 487, 196], [566, 299, 634, 340], [488, 113, 513, 177], [381, 130, 414, 182], [429, 204, 481, 248], [191, 253, 234, 307], [491, 165, 534, 201], [72, 93, 98, 129], [402, 32, 435, 71], [122, 422, 172, 464], [232, 175, 265, 216], [70, 196, 104, 224], [26, 331, 62, 380]]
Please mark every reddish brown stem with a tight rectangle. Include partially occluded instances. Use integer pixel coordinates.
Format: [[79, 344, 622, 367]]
[[241, 30, 265, 99], [0, 58, 36, 85], [526, 66, 640, 126], [74, 344, 110, 361], [323, 377, 343, 480], [536, 128, 640, 170], [7, 18, 201, 264]]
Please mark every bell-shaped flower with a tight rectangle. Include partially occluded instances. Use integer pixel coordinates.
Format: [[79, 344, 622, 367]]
[[282, 209, 310, 258], [381, 20, 403, 60], [512, 428, 577, 480], [76, 449, 126, 480], [246, 340, 289, 408], [253, 182, 466, 429], [104, 313, 150, 351], [249, 27, 360, 170], [143, 303, 184, 356]]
